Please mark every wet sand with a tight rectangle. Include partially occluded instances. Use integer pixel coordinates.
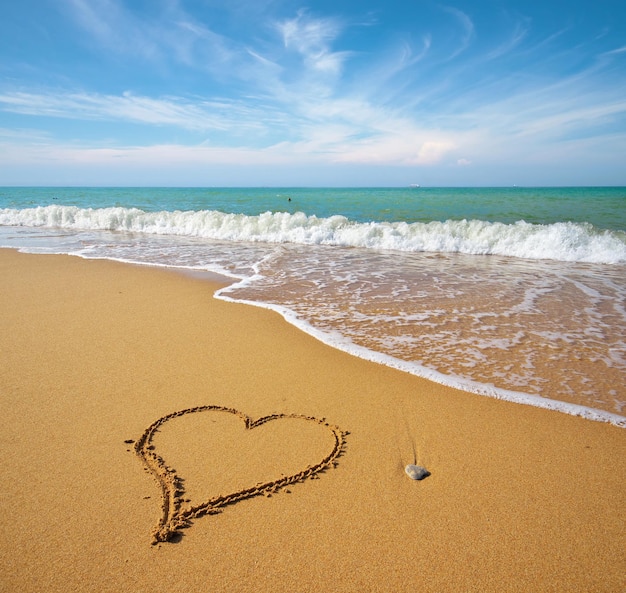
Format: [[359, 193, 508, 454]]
[[0, 249, 624, 592]]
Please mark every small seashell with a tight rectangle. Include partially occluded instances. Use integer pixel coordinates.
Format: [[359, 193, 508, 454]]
[[405, 464, 430, 481]]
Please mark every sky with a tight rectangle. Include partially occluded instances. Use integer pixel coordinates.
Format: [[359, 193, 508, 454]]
[[0, 0, 625, 186]]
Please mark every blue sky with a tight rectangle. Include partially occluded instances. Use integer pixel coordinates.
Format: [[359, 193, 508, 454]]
[[0, 0, 625, 186]]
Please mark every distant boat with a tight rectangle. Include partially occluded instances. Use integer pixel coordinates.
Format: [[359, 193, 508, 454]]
[[409, 184, 420, 188]]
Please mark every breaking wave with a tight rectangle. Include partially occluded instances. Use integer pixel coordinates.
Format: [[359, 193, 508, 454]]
[[1, 205, 625, 264]]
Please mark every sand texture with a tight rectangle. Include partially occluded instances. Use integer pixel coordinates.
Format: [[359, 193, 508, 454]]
[[1, 249, 624, 592]]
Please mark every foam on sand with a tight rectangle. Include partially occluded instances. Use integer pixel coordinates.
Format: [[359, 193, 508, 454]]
[[1, 250, 625, 593]]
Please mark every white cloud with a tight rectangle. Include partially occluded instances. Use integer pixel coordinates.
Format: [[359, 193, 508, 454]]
[[442, 6, 475, 59], [64, 0, 157, 58], [277, 11, 351, 76], [3, 2, 625, 184], [329, 131, 457, 166], [0, 140, 319, 169], [0, 127, 52, 142], [0, 135, 456, 170], [484, 16, 531, 60], [602, 45, 626, 56], [279, 11, 341, 54], [63, 0, 240, 72], [0, 91, 274, 133]]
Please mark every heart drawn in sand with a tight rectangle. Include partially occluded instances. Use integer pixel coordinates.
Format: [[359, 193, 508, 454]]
[[131, 405, 348, 544]]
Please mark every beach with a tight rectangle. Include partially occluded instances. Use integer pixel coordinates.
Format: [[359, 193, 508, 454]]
[[1, 248, 625, 592]]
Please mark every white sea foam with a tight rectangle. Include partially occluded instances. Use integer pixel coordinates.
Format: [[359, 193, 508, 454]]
[[214, 243, 626, 425], [1, 219, 624, 426], [1, 205, 624, 264], [214, 284, 626, 428]]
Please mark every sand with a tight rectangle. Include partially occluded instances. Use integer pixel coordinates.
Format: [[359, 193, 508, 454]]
[[0, 249, 624, 592]]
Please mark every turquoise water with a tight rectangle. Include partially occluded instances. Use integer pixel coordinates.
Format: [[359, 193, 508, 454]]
[[1, 186, 625, 425], [1, 186, 625, 229]]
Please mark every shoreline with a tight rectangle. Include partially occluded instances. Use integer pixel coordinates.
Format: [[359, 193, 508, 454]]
[[6, 245, 625, 427], [215, 287, 626, 428], [1, 249, 624, 592]]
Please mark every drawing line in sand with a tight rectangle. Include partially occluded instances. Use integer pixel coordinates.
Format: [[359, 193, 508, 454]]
[[130, 405, 348, 544]]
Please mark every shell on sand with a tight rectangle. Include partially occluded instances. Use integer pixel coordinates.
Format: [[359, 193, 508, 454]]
[[405, 464, 430, 480]]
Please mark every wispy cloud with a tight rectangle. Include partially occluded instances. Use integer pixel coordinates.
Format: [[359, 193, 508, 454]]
[[64, 0, 159, 58], [484, 15, 531, 60], [2, 59, 624, 170], [2, 1, 625, 184], [0, 91, 275, 133], [602, 44, 626, 56], [274, 9, 353, 96], [0, 127, 52, 143], [279, 11, 341, 58], [441, 6, 475, 59], [63, 0, 241, 73]]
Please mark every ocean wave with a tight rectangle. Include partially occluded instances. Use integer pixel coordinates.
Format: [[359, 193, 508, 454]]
[[1, 205, 625, 264]]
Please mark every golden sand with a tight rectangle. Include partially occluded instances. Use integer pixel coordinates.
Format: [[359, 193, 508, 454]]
[[0, 249, 624, 592]]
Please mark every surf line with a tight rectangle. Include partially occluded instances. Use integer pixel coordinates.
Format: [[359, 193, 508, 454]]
[[129, 405, 349, 544]]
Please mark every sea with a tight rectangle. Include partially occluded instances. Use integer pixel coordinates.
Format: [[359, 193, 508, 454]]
[[1, 186, 625, 427]]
